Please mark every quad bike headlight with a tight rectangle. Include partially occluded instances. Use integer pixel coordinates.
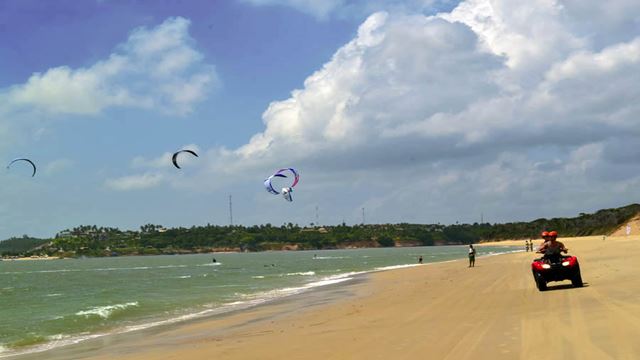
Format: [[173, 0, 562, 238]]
[[542, 264, 551, 269], [562, 261, 570, 266]]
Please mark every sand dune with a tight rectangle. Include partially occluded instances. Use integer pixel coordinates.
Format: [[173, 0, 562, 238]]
[[610, 215, 640, 237], [29, 235, 640, 360]]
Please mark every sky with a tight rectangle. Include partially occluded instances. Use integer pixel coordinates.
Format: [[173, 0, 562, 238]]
[[0, 0, 639, 238]]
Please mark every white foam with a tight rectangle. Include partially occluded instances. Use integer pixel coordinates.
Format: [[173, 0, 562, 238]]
[[1, 265, 187, 275], [374, 264, 421, 271], [157, 265, 188, 269], [252, 276, 265, 279], [75, 302, 139, 319], [284, 271, 316, 276], [197, 262, 222, 266]]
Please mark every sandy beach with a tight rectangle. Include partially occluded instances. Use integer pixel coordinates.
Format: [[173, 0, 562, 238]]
[[19, 235, 640, 360]]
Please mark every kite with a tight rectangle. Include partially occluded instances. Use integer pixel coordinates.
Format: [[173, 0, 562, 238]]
[[7, 158, 36, 177], [171, 150, 198, 169], [264, 168, 299, 202]]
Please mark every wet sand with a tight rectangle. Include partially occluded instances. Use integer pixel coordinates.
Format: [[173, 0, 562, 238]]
[[16, 235, 640, 360]]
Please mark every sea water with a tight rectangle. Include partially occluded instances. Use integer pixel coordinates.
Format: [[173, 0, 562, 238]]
[[0, 245, 519, 357]]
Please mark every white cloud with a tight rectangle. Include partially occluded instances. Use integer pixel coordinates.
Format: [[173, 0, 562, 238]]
[[105, 173, 165, 191], [112, 1, 640, 225], [44, 158, 74, 175], [241, 0, 345, 19], [1, 17, 217, 116], [240, 0, 443, 20]]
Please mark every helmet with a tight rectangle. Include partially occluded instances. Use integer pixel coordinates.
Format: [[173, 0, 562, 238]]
[[548, 231, 558, 238], [541, 231, 549, 237]]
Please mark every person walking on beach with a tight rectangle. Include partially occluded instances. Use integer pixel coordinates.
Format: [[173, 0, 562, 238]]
[[468, 245, 476, 267], [418, 256, 423, 264]]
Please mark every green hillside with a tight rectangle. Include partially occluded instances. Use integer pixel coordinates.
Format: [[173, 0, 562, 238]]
[[2, 203, 638, 258]]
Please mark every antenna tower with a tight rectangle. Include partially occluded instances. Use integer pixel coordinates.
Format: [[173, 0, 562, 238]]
[[229, 195, 233, 226]]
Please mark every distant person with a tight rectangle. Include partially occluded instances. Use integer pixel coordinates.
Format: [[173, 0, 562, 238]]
[[525, 240, 530, 252], [418, 256, 423, 264], [468, 245, 476, 267], [212, 258, 217, 263]]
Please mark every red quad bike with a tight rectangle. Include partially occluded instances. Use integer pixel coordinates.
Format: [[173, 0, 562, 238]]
[[531, 254, 583, 291]]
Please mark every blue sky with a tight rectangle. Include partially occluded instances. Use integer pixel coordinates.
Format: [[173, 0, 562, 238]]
[[1, 0, 640, 238]]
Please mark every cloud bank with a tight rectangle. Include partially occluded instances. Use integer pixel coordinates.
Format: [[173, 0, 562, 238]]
[[110, 0, 640, 223]]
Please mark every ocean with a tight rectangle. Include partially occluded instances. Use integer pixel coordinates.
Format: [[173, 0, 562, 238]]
[[0, 245, 519, 358]]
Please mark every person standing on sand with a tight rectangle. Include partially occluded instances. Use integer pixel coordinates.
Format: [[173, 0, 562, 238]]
[[468, 245, 476, 267]]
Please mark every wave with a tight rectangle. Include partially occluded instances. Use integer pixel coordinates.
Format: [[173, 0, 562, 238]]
[[283, 271, 316, 276], [75, 302, 139, 319], [0, 265, 190, 275], [373, 264, 421, 271], [478, 249, 524, 258]]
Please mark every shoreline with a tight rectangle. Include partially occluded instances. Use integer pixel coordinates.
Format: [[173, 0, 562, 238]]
[[20, 234, 638, 359], [3, 247, 520, 360], [1, 247, 520, 360]]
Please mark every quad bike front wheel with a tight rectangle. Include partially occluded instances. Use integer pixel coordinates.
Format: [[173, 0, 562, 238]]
[[571, 265, 583, 287], [534, 272, 547, 291]]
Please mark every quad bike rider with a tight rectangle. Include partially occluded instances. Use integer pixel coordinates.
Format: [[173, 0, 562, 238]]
[[531, 231, 583, 291], [537, 231, 568, 262]]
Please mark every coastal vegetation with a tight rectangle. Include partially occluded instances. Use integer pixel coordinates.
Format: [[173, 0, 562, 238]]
[[1, 203, 638, 258]]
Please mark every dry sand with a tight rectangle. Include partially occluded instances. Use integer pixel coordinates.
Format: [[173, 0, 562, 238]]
[[29, 235, 640, 360]]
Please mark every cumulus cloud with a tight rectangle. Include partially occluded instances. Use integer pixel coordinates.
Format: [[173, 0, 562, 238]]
[[1, 17, 217, 116], [115, 0, 640, 223]]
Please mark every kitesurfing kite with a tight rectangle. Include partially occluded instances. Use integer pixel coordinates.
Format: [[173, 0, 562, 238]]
[[7, 158, 36, 177], [171, 149, 198, 169], [264, 168, 299, 202]]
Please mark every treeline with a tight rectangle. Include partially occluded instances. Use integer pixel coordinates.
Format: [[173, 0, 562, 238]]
[[1, 203, 638, 258], [0, 236, 50, 256]]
